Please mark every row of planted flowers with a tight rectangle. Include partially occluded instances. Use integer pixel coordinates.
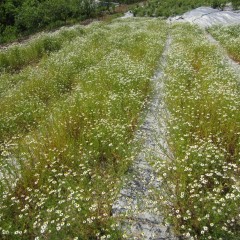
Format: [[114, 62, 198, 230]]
[[0, 18, 167, 239], [152, 23, 240, 239]]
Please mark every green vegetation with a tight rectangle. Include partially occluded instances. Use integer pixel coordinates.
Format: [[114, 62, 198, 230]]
[[0, 0, 96, 44], [133, 0, 240, 17], [1, 1, 240, 237], [209, 24, 240, 63], [153, 23, 240, 239], [0, 0, 143, 45], [0, 18, 167, 239], [0, 26, 85, 73]]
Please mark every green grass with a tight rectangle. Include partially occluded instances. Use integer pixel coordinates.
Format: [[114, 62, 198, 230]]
[[152, 23, 240, 239], [0, 18, 167, 239], [0, 31, 108, 142], [2, 12, 240, 240], [0, 26, 86, 73], [208, 24, 240, 63]]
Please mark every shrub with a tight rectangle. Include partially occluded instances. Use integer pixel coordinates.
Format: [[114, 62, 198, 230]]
[[1, 25, 17, 43]]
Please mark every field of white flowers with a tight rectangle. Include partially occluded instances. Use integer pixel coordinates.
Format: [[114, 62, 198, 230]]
[[209, 24, 240, 63], [153, 23, 240, 239], [0, 15, 240, 240], [0, 18, 167, 239]]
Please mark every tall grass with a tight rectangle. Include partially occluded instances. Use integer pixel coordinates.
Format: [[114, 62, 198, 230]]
[[208, 24, 240, 63], [0, 26, 86, 73], [0, 18, 167, 239], [0, 28, 112, 143], [152, 23, 240, 239]]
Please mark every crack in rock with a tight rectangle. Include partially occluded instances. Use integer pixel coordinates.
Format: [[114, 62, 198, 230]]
[[112, 34, 177, 240], [192, 9, 222, 24]]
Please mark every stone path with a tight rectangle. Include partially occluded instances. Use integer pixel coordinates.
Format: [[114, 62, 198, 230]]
[[112, 34, 177, 240]]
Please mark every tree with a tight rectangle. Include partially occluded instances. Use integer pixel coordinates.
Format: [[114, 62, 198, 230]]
[[15, 0, 44, 32], [232, 0, 240, 9]]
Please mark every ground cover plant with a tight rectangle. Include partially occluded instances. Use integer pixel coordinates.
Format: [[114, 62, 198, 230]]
[[0, 0, 97, 44], [0, 25, 112, 142], [152, 23, 240, 239], [209, 24, 240, 63], [0, 18, 167, 239]]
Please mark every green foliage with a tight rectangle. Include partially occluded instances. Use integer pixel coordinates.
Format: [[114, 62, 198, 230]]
[[211, 0, 227, 9], [232, 0, 240, 9], [0, 25, 18, 43], [209, 24, 240, 62], [133, 0, 233, 17], [15, 0, 40, 32], [117, 0, 142, 4], [0, 26, 85, 73], [0, 0, 98, 44]]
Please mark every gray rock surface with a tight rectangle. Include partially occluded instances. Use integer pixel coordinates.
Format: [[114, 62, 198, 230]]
[[121, 11, 134, 18], [169, 7, 240, 28], [112, 36, 177, 239]]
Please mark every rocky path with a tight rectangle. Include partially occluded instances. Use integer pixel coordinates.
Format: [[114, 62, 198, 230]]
[[112, 34, 177, 240]]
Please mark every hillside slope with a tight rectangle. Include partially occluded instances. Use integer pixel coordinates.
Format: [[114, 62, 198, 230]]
[[0, 18, 167, 240]]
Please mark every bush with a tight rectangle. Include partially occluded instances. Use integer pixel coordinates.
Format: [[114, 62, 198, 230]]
[[211, 0, 226, 9], [1, 25, 17, 43], [232, 0, 240, 9], [0, 0, 99, 44], [15, 0, 44, 33]]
